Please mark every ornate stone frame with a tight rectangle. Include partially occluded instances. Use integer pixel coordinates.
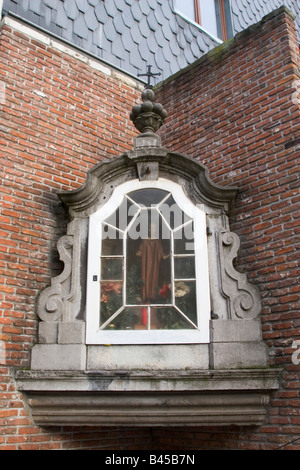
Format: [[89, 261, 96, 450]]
[[16, 91, 280, 427]]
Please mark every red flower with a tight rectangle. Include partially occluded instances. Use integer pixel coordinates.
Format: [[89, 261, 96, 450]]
[[113, 283, 122, 294], [102, 283, 115, 293], [159, 284, 171, 299], [101, 283, 122, 294]]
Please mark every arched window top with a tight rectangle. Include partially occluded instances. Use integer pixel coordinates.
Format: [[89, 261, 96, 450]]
[[86, 179, 210, 344]]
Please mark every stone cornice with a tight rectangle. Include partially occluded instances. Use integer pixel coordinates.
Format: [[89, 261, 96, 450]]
[[58, 149, 238, 218]]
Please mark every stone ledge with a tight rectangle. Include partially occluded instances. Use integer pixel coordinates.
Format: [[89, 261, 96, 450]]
[[16, 368, 281, 427]]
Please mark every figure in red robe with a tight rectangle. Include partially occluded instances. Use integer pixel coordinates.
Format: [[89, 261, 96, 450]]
[[136, 238, 167, 302]]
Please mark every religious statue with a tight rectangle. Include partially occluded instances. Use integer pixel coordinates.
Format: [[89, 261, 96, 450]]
[[136, 222, 169, 304]]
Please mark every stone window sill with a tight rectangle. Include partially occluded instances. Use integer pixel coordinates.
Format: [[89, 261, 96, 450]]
[[16, 368, 280, 427]]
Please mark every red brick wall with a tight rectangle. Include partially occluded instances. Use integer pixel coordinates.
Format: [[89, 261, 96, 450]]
[[156, 7, 300, 450], [0, 17, 152, 449], [0, 7, 299, 450]]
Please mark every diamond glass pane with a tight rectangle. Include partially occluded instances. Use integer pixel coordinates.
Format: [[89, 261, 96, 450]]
[[100, 281, 123, 326], [175, 280, 197, 325], [174, 256, 196, 279], [152, 306, 195, 330], [101, 257, 123, 280]]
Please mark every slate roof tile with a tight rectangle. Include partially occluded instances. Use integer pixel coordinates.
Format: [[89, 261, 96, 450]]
[[130, 21, 142, 45], [103, 0, 117, 18], [161, 21, 173, 41], [122, 9, 135, 28], [196, 32, 209, 52], [85, 7, 98, 31], [29, 0, 43, 15], [169, 36, 181, 56], [55, 2, 69, 29], [153, 6, 164, 26], [121, 26, 134, 52], [3, 0, 299, 82], [114, 0, 126, 13], [73, 13, 89, 39], [139, 15, 151, 38], [174, 21, 185, 46], [138, 0, 151, 16], [96, 28, 110, 54], [42, 0, 58, 9], [169, 57, 180, 75], [249, 0, 260, 15], [184, 42, 197, 64], [146, 0, 158, 10], [162, 41, 174, 64], [129, 41, 144, 68], [183, 26, 194, 44], [113, 13, 126, 34], [75, 0, 89, 14], [231, 0, 299, 40], [103, 47, 119, 66], [146, 10, 158, 31], [161, 1, 172, 20], [26, 9, 41, 25], [103, 17, 117, 42], [93, 27, 103, 49], [44, 5, 52, 26], [131, 1, 143, 21], [202, 31, 217, 48], [63, 0, 79, 20], [111, 33, 125, 59], [177, 52, 188, 70], [154, 27, 165, 47], [138, 37, 152, 62], [154, 46, 167, 70], [190, 38, 201, 58], [94, 2, 108, 23], [169, 15, 179, 34], [147, 33, 158, 53]]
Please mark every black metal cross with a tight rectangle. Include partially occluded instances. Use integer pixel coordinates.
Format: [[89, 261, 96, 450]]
[[138, 65, 161, 88]]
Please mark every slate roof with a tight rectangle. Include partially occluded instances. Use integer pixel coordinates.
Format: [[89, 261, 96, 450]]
[[2, 0, 299, 82], [232, 0, 300, 40]]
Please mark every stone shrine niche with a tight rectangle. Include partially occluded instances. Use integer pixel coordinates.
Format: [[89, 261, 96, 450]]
[[86, 178, 210, 346], [16, 87, 280, 427]]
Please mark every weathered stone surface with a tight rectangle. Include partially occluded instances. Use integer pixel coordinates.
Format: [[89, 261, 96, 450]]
[[212, 342, 269, 369], [16, 368, 281, 426], [87, 344, 209, 370], [58, 321, 85, 344], [31, 344, 86, 370], [130, 87, 167, 134], [210, 319, 262, 342]]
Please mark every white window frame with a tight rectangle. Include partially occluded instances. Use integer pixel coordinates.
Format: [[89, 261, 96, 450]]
[[86, 178, 210, 344], [173, 0, 223, 44]]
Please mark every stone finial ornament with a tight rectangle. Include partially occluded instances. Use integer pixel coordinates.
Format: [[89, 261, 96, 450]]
[[130, 88, 167, 135]]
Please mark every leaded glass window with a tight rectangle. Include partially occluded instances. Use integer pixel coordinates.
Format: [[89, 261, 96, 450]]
[[86, 180, 210, 344]]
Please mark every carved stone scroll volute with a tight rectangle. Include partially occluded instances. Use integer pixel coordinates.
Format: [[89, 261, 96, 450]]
[[37, 235, 73, 322], [219, 231, 261, 320], [36, 216, 87, 327]]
